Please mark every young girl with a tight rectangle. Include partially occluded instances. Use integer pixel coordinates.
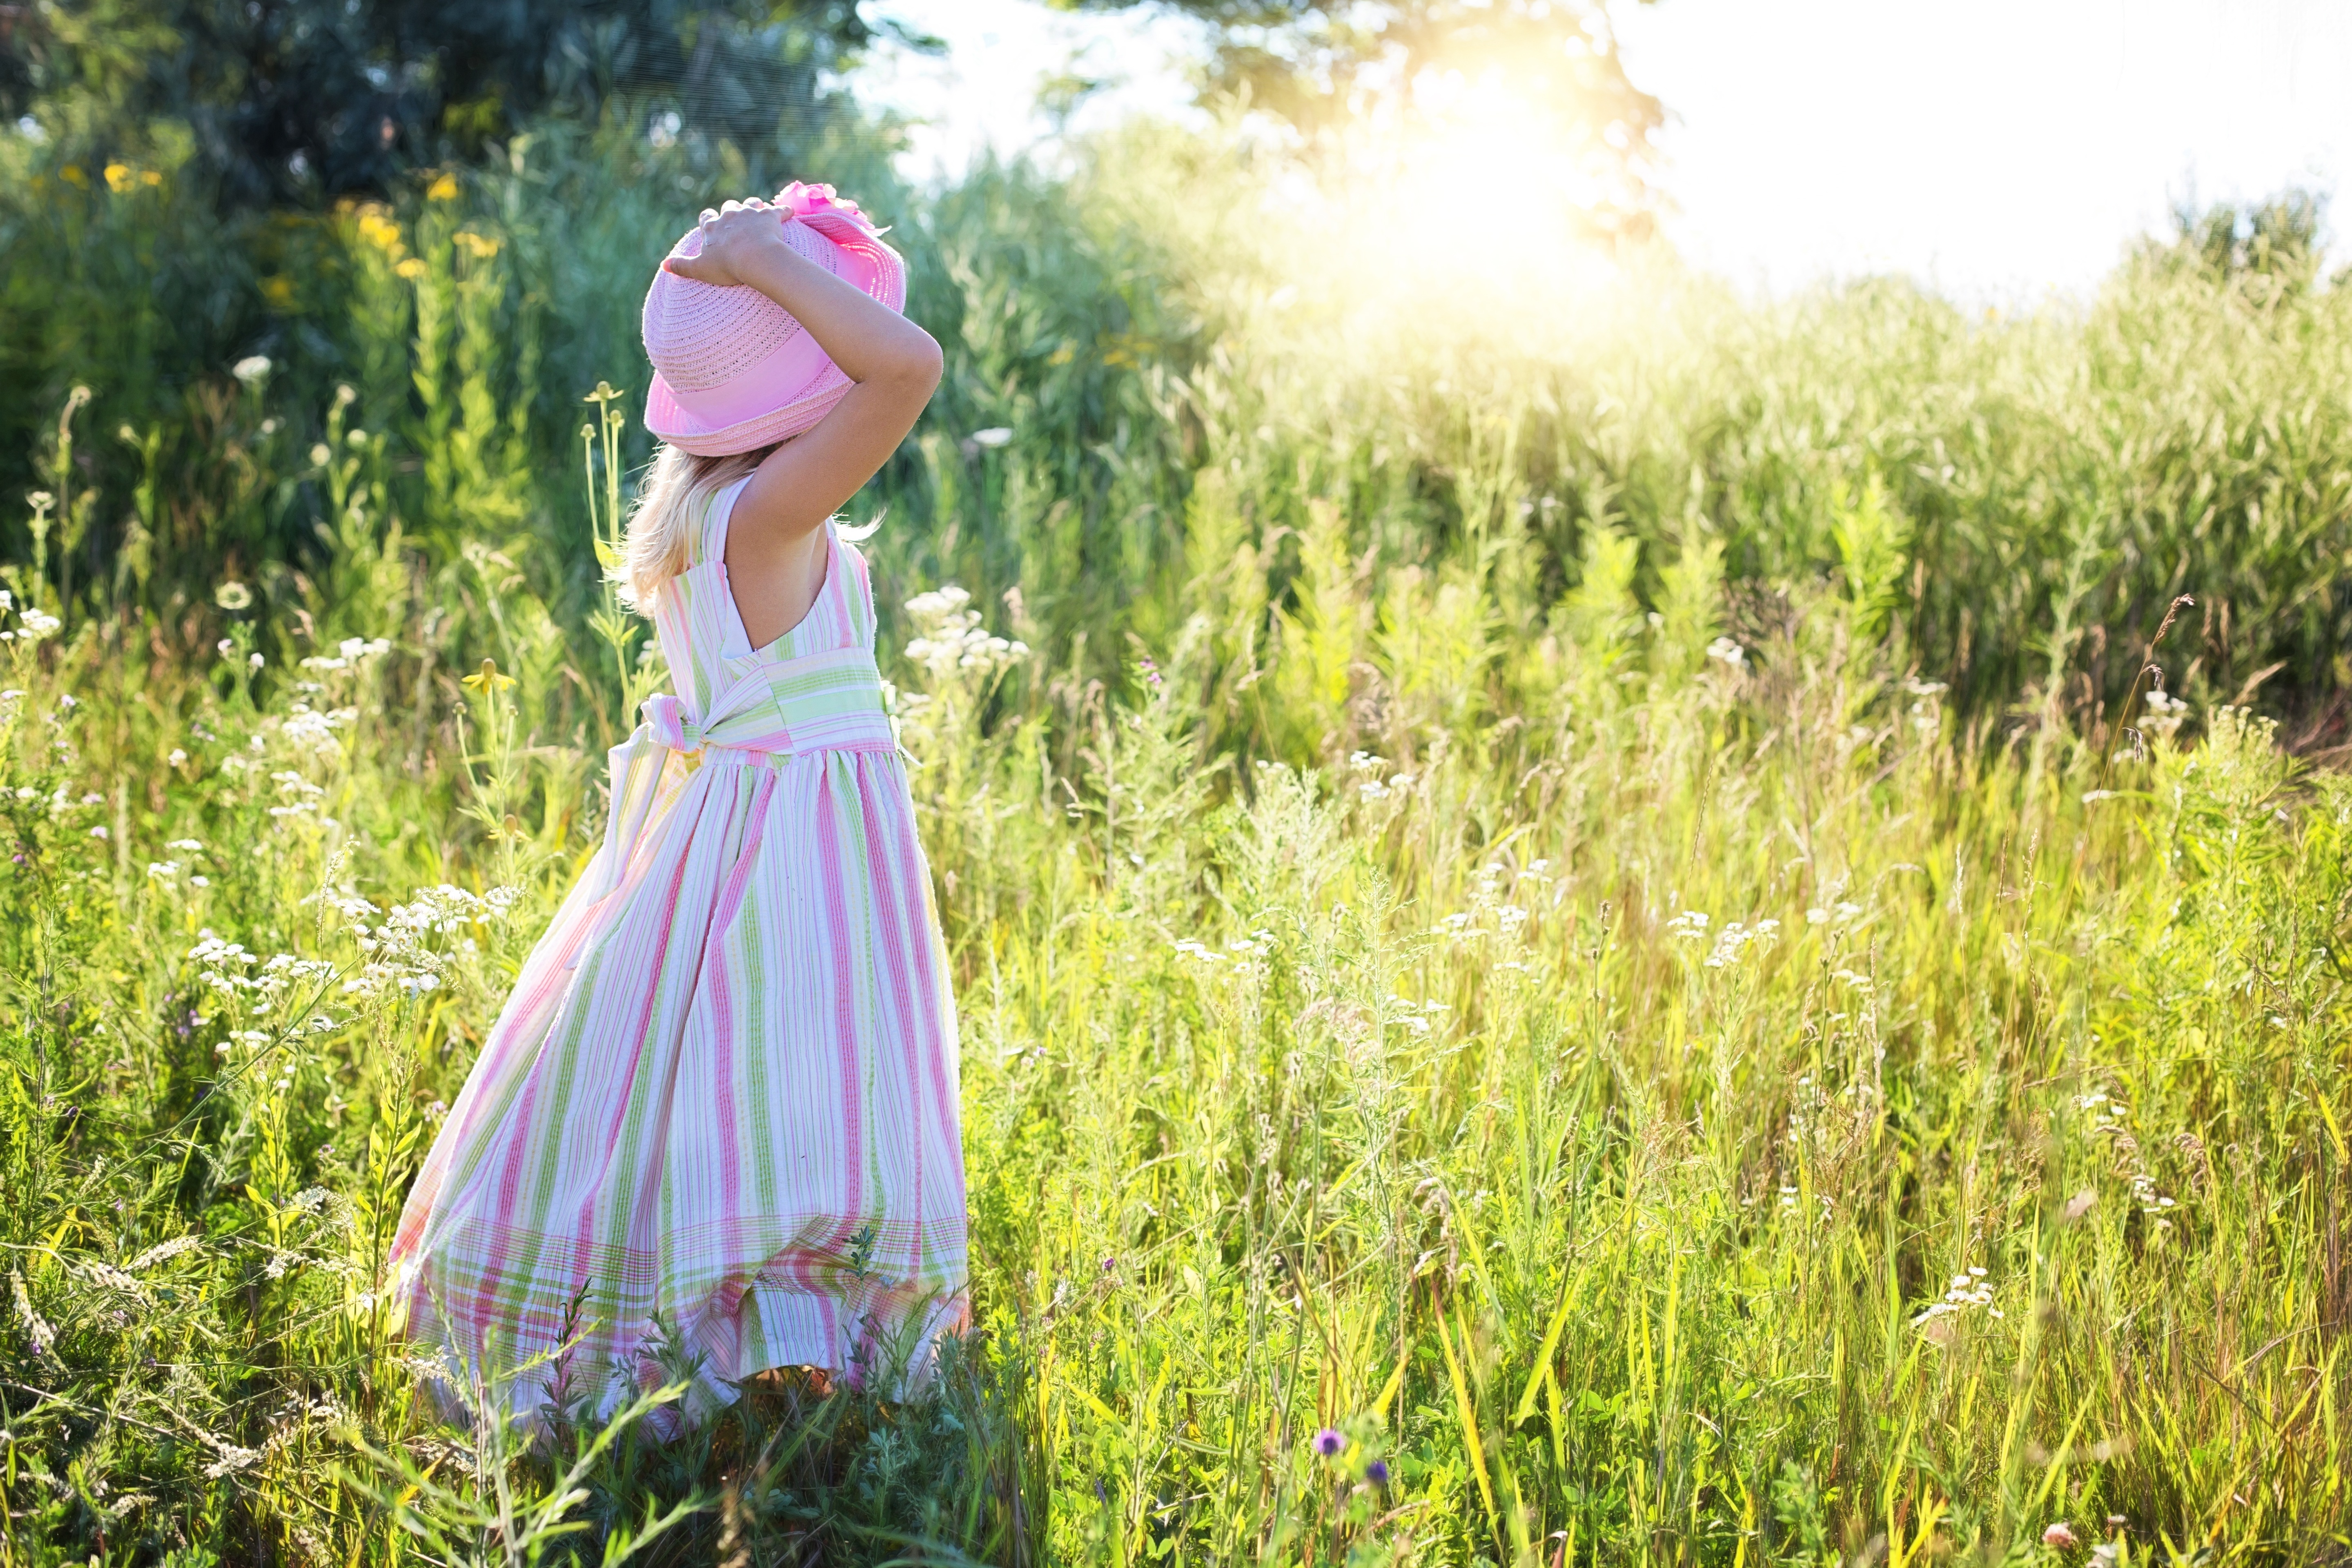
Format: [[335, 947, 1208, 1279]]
[[388, 184, 966, 1425]]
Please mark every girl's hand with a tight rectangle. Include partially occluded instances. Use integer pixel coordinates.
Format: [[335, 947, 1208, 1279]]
[[660, 198, 788, 289]]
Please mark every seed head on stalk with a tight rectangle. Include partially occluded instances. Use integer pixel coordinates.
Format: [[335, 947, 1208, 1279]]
[[2097, 593, 2195, 797]]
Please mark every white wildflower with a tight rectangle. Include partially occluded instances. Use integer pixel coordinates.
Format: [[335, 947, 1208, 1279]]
[[9, 1270, 54, 1359], [125, 1236, 202, 1272]]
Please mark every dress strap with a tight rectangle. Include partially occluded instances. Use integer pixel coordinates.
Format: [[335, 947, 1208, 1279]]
[[834, 530, 877, 649], [697, 475, 754, 570]]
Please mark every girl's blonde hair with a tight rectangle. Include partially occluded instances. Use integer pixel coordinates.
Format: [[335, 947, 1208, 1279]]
[[617, 443, 775, 609]]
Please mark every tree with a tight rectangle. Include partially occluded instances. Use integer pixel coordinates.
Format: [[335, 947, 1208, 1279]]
[[1054, 0, 1664, 233], [1, 0, 879, 206]]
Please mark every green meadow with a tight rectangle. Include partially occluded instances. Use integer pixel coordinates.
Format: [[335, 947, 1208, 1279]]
[[1, 108, 2348, 1565]]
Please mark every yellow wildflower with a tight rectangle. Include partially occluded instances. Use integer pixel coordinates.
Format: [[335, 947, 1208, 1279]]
[[260, 276, 295, 307], [355, 207, 404, 254], [425, 172, 458, 201], [141, 169, 162, 187], [60, 164, 87, 187], [395, 257, 427, 281], [461, 659, 515, 694], [452, 230, 500, 260], [104, 163, 134, 194]]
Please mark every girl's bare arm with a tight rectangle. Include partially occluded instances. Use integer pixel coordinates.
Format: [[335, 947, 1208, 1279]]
[[662, 197, 941, 637]]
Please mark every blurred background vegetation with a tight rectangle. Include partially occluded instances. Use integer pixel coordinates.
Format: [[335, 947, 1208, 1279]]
[[7, 0, 2341, 749]]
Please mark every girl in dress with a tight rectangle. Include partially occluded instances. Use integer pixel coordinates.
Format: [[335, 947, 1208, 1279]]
[[389, 184, 967, 1425]]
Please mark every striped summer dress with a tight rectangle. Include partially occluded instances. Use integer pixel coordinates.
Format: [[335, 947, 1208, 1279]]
[[388, 476, 968, 1424]]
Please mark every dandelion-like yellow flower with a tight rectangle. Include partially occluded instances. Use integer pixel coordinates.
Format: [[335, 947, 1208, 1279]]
[[452, 230, 500, 260], [354, 207, 405, 255], [104, 163, 135, 194], [425, 172, 459, 201], [461, 659, 515, 693], [395, 257, 427, 281]]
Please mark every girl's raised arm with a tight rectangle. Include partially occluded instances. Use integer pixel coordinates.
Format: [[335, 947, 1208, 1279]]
[[661, 196, 941, 641]]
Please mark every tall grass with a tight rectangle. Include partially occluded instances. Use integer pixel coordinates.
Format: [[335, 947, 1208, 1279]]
[[5, 115, 2352, 729], [1, 409, 2346, 1560], [0, 118, 2347, 1565]]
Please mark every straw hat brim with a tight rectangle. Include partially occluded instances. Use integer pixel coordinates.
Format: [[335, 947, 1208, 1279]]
[[644, 214, 907, 457]]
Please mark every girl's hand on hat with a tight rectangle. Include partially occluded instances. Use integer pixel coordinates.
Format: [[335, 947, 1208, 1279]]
[[661, 198, 789, 290]]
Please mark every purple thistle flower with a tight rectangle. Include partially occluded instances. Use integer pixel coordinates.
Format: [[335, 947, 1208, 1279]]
[[1312, 1428, 1343, 1457], [1364, 1458, 1390, 1486]]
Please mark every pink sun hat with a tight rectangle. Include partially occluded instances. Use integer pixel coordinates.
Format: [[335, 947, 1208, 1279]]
[[641, 182, 907, 456]]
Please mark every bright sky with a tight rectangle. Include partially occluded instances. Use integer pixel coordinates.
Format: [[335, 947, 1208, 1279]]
[[858, 0, 2352, 300]]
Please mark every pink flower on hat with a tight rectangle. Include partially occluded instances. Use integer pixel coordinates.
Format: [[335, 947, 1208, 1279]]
[[639, 184, 906, 457], [777, 181, 872, 227]]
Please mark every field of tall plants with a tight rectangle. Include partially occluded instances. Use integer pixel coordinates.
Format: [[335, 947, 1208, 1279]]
[[2, 110, 2350, 1566]]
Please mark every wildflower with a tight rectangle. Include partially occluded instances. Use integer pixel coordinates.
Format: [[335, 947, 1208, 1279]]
[[426, 171, 458, 200], [2044, 1522, 2078, 1550], [214, 581, 253, 611], [9, 1270, 55, 1359], [967, 426, 1013, 449], [1364, 1457, 1390, 1486], [18, 608, 59, 640], [396, 258, 427, 280], [903, 586, 1028, 677], [125, 1236, 202, 1271], [168, 748, 188, 767], [310, 443, 332, 467], [1704, 636, 1746, 670], [461, 658, 515, 694], [1312, 1428, 1343, 1457], [203, 1443, 262, 1479], [89, 825, 107, 839], [1666, 910, 1710, 938], [1704, 918, 1776, 969], [231, 355, 272, 385]]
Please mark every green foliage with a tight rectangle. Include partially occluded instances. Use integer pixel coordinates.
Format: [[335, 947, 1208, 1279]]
[[2, 360, 2349, 1559], [2157, 188, 2328, 289], [0, 102, 2348, 1568], [6, 113, 2352, 734], [1, 0, 878, 205]]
